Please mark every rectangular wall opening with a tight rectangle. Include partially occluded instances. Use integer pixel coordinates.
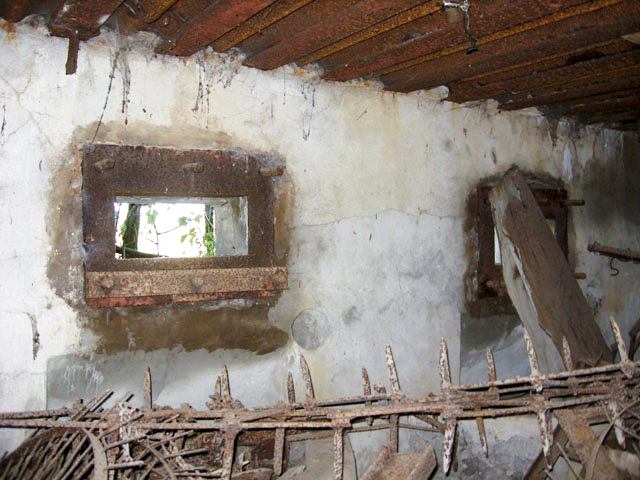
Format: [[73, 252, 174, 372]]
[[114, 197, 248, 259]]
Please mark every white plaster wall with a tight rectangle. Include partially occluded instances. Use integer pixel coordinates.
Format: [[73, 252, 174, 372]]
[[1, 20, 639, 475]]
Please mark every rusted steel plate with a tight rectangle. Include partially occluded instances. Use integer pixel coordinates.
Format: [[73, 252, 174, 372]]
[[377, 0, 624, 79], [212, 0, 314, 52], [382, 2, 640, 93], [243, 0, 429, 70], [320, 3, 453, 82], [86, 267, 288, 298], [567, 96, 640, 116], [237, 0, 361, 59], [551, 87, 640, 112], [160, 0, 276, 56], [322, 0, 596, 82], [447, 39, 631, 97], [298, 1, 440, 67], [499, 70, 640, 111], [581, 110, 640, 126], [50, 0, 125, 33], [125, 0, 178, 23], [0, 0, 39, 22], [448, 49, 640, 104]]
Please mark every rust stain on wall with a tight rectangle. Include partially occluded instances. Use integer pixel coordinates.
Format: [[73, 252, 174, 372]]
[[46, 134, 293, 356], [87, 304, 289, 355]]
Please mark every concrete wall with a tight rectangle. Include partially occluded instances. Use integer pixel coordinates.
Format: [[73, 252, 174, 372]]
[[1, 19, 639, 475]]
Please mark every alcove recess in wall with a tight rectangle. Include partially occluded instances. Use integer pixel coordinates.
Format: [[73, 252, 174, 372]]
[[467, 174, 581, 317], [82, 144, 287, 308]]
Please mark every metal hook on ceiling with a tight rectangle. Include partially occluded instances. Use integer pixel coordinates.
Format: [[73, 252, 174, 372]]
[[439, 0, 478, 54]]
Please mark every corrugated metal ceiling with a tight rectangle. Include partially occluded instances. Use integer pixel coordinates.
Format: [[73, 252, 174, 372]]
[[2, 0, 639, 130]]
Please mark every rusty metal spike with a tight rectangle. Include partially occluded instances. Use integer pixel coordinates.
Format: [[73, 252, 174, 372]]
[[442, 417, 457, 475], [523, 329, 540, 376], [486, 347, 496, 382], [215, 376, 222, 398], [144, 367, 152, 410], [221, 365, 231, 403], [610, 317, 634, 379], [362, 367, 372, 396], [610, 317, 630, 363], [536, 409, 552, 469], [385, 345, 401, 395], [274, 428, 285, 476], [362, 367, 373, 426], [287, 372, 296, 404], [299, 355, 315, 401], [562, 336, 574, 371], [476, 417, 488, 457], [439, 339, 451, 391], [608, 401, 626, 448]]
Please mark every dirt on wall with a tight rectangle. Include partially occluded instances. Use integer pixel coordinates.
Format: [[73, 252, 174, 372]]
[[46, 134, 293, 356]]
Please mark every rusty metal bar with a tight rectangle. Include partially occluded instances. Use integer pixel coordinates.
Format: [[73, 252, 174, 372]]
[[273, 427, 285, 476], [588, 242, 640, 262], [85, 267, 287, 299]]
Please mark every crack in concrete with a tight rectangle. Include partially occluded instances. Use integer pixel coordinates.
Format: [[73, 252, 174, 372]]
[[0, 72, 55, 148], [292, 208, 458, 230]]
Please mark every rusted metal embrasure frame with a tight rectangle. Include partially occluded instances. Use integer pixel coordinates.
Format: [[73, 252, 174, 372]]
[[0, 319, 638, 479]]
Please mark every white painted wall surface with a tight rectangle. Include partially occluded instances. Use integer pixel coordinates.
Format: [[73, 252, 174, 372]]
[[1, 20, 638, 475]]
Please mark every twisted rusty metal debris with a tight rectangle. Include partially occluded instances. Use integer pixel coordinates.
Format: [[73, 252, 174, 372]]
[[0, 318, 638, 479]]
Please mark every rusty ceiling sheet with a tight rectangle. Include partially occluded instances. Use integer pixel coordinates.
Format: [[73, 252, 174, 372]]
[[381, 3, 640, 92], [243, 0, 432, 71], [2, 0, 640, 130]]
